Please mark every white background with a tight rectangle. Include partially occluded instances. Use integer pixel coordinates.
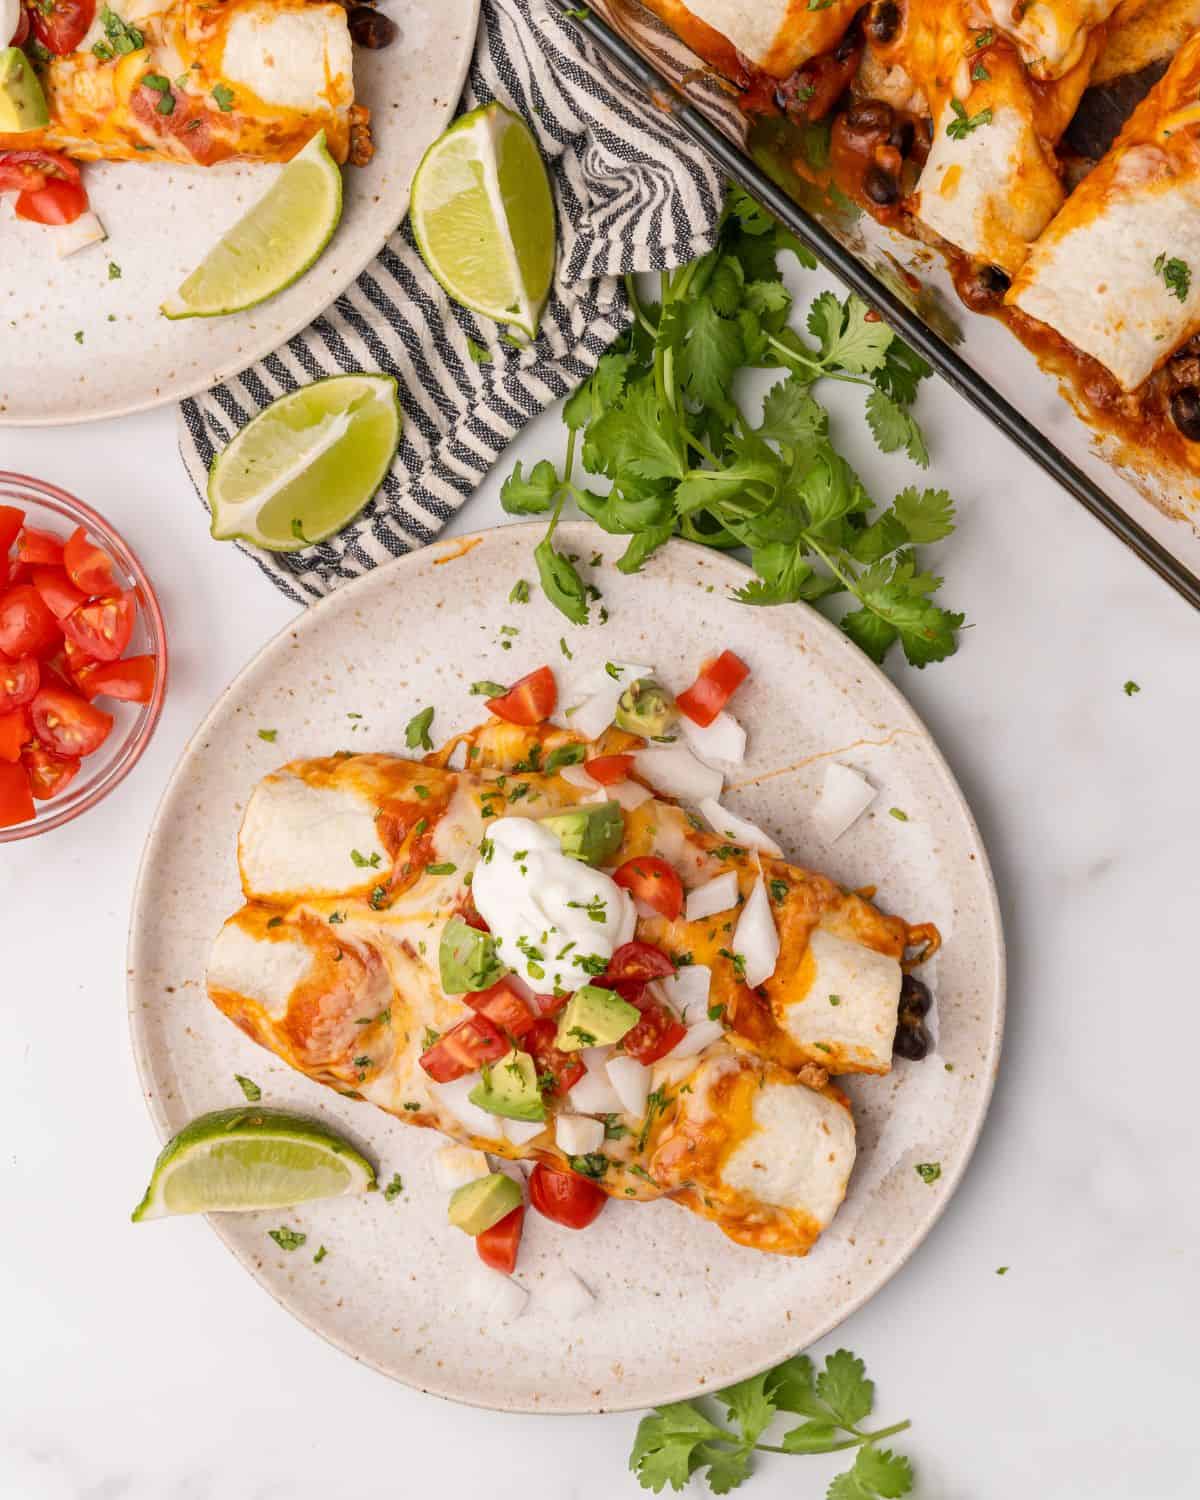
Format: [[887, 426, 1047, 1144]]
[[3, 273, 1200, 1499]]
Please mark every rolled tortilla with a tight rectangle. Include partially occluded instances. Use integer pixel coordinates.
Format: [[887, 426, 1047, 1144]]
[[1008, 30, 1200, 390], [636, 0, 862, 80], [1092, 0, 1200, 83], [975, 0, 1132, 80]]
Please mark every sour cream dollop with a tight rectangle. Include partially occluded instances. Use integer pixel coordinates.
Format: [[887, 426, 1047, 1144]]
[[471, 816, 635, 994]]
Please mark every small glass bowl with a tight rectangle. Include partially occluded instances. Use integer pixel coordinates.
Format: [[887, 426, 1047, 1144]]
[[0, 472, 168, 842]]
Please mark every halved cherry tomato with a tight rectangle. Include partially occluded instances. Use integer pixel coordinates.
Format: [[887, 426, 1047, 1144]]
[[62, 590, 135, 662], [30, 0, 95, 54], [30, 685, 112, 758], [74, 654, 155, 704], [15, 178, 89, 226], [620, 994, 686, 1065], [0, 762, 34, 829], [463, 976, 534, 1040], [58, 638, 95, 690], [602, 941, 675, 988], [16, 528, 64, 567], [0, 150, 81, 194], [585, 753, 634, 785], [22, 744, 80, 800], [529, 1162, 606, 1230], [476, 1205, 525, 1274], [31, 567, 86, 621], [613, 856, 684, 921], [486, 666, 557, 726], [0, 585, 62, 658], [0, 655, 39, 713], [418, 1013, 507, 1084], [63, 526, 118, 596], [676, 650, 750, 727], [0, 506, 25, 555], [0, 707, 31, 763], [525, 1017, 585, 1097]]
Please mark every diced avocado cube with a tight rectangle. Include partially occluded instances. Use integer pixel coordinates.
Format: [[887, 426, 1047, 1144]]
[[468, 1049, 546, 1122], [615, 678, 677, 738], [439, 915, 506, 994], [555, 984, 640, 1051], [0, 48, 49, 133], [447, 1172, 523, 1236], [540, 801, 624, 867]]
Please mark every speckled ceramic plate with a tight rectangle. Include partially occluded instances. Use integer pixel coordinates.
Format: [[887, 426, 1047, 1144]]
[[127, 523, 1004, 1413], [0, 0, 478, 428]]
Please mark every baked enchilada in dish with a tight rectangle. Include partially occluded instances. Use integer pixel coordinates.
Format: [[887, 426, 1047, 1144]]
[[206, 652, 940, 1262], [619, 0, 1200, 481]]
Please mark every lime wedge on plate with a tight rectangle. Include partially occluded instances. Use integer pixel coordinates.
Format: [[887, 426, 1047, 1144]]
[[410, 102, 556, 340], [208, 373, 401, 551], [131, 1107, 376, 1221], [162, 131, 342, 319]]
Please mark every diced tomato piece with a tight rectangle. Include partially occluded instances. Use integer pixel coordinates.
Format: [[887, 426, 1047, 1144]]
[[0, 585, 62, 659], [476, 1205, 525, 1273], [529, 1162, 606, 1230], [15, 179, 89, 226], [602, 941, 675, 987], [0, 655, 39, 713], [62, 590, 135, 663], [0, 708, 31, 763], [613, 856, 684, 921], [22, 745, 80, 800], [620, 995, 686, 1065], [30, 685, 112, 758], [676, 650, 750, 727], [58, 638, 95, 689], [486, 666, 557, 726], [463, 976, 535, 1040], [418, 1013, 507, 1083], [528, 991, 568, 1019], [75, 655, 155, 704], [585, 753, 634, 785], [0, 149, 80, 194], [525, 1017, 585, 1097], [30, 0, 95, 55], [0, 506, 25, 556], [63, 526, 119, 596], [0, 761, 35, 829], [16, 528, 64, 566], [32, 567, 87, 622]]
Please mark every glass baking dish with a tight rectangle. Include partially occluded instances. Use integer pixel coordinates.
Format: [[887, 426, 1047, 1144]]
[[551, 0, 1200, 611]]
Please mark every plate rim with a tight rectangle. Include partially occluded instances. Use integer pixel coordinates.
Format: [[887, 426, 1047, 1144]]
[[2, 0, 481, 430], [126, 523, 1006, 1413]]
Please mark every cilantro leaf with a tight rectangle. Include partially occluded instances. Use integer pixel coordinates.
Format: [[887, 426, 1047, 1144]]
[[891, 486, 955, 542], [852, 1446, 913, 1498], [865, 390, 929, 467], [618, 523, 675, 573], [756, 375, 827, 447], [535, 537, 589, 624], [588, 382, 685, 482], [767, 1354, 827, 1418], [716, 1373, 775, 1446], [630, 1404, 727, 1492], [874, 338, 932, 406], [695, 1444, 752, 1494], [816, 1350, 874, 1428], [500, 459, 559, 515], [677, 299, 744, 409], [809, 294, 893, 374]]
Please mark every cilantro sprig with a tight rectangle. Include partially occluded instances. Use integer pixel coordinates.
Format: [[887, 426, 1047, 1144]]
[[629, 1349, 913, 1495], [500, 190, 962, 667]]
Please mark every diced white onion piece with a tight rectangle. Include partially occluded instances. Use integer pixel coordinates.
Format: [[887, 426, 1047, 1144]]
[[433, 1145, 490, 1192], [680, 710, 746, 766], [502, 1116, 546, 1146], [568, 1067, 624, 1114], [633, 743, 723, 803], [468, 1264, 528, 1323], [2, 0, 21, 46], [560, 762, 599, 791], [555, 1114, 605, 1155], [665, 1018, 724, 1059], [660, 964, 712, 1023], [813, 763, 877, 843], [734, 877, 780, 989], [698, 796, 783, 857], [615, 892, 638, 946], [565, 662, 653, 742], [685, 871, 740, 922], [430, 1077, 501, 1138], [581, 1045, 615, 1073], [588, 779, 653, 812], [53, 211, 107, 259], [542, 1264, 595, 1319], [605, 1054, 651, 1116], [573, 661, 655, 698]]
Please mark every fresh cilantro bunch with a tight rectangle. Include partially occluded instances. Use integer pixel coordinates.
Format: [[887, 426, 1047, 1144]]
[[499, 188, 964, 667], [629, 1348, 914, 1496]]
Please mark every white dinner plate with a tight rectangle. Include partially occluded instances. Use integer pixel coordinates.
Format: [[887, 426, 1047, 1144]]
[[127, 523, 1004, 1413], [0, 0, 479, 427]]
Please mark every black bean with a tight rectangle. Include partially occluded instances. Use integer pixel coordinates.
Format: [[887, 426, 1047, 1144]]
[[899, 973, 932, 1018], [888, 118, 915, 156], [893, 1021, 930, 1061], [834, 13, 864, 62], [864, 165, 899, 206], [1170, 386, 1200, 441], [348, 5, 396, 47], [978, 263, 1011, 296], [846, 99, 894, 133], [868, 0, 901, 44]]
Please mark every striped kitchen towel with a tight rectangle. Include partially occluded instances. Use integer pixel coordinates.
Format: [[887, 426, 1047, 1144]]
[[176, 0, 723, 604]]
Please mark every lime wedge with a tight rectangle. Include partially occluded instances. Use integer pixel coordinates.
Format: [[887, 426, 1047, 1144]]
[[161, 132, 342, 319], [208, 373, 401, 551], [131, 1107, 376, 1221], [410, 103, 555, 341]]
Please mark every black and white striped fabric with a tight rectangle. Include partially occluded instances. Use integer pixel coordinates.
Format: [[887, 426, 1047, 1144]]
[[176, 0, 722, 604]]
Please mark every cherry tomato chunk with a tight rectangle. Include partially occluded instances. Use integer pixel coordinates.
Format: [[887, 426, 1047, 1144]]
[[529, 1162, 606, 1230], [0, 762, 35, 828], [30, 685, 112, 758], [463, 976, 535, 1040], [0, 506, 25, 556], [0, 655, 39, 713], [486, 666, 557, 726], [62, 591, 135, 663], [525, 1017, 584, 1097], [22, 745, 80, 800], [0, 707, 31, 763], [603, 941, 675, 986], [15, 179, 89, 226], [585, 753, 634, 785], [16, 528, 64, 566], [32, 567, 87, 622], [476, 1205, 525, 1274], [620, 996, 686, 1065], [31, 0, 96, 55], [676, 651, 750, 727], [613, 856, 684, 921], [418, 1013, 507, 1083], [75, 654, 155, 704], [63, 526, 119, 596], [0, 585, 62, 659]]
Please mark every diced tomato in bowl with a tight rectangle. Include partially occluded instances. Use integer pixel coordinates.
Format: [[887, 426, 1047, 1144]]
[[0, 473, 167, 840]]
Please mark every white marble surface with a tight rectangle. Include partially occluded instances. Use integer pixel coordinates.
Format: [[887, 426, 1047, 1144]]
[[3, 285, 1200, 1499]]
